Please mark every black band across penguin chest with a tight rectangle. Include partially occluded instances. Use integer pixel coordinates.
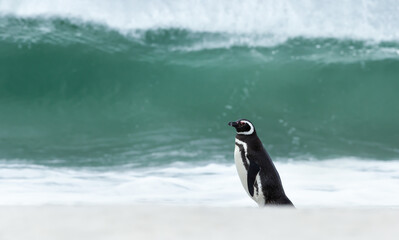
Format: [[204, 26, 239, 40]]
[[235, 141, 260, 197], [235, 142, 249, 170]]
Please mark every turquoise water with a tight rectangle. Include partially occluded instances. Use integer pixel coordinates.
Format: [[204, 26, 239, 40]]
[[1, 0, 399, 206], [1, 17, 399, 166]]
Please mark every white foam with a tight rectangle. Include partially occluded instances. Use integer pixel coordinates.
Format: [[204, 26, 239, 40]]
[[1, 158, 399, 207], [1, 0, 399, 42]]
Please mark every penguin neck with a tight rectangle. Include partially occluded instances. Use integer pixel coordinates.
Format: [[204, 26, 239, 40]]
[[236, 130, 256, 138], [235, 132, 267, 156], [235, 132, 260, 145]]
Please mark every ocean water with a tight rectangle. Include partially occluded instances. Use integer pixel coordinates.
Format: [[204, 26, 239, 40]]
[[0, 0, 399, 207]]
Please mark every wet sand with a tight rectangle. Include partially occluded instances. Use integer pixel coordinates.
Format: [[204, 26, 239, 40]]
[[1, 205, 398, 240]]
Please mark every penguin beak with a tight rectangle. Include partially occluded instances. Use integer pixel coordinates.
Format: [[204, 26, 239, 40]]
[[228, 121, 238, 127]]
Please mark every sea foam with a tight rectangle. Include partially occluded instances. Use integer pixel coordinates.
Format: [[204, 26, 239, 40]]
[[1, 0, 399, 42], [1, 158, 398, 207]]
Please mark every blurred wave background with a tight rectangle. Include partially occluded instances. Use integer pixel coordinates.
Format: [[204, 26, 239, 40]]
[[0, 0, 398, 206]]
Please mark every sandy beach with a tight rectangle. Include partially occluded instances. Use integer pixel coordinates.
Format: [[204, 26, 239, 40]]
[[1, 205, 398, 240]]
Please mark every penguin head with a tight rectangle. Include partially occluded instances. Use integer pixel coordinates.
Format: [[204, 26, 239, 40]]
[[228, 119, 255, 135]]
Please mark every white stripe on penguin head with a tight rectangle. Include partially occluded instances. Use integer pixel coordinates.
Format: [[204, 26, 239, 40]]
[[237, 120, 254, 135]]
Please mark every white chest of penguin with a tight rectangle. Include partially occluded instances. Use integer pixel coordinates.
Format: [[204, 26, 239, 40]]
[[234, 139, 265, 206], [234, 144, 248, 192]]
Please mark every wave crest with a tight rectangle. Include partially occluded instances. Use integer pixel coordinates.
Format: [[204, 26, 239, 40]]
[[1, 0, 399, 42]]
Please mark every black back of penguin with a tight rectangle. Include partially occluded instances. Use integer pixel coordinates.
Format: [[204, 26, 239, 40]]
[[229, 119, 294, 206]]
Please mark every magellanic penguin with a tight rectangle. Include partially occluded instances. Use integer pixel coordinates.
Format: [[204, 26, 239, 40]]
[[228, 119, 294, 207]]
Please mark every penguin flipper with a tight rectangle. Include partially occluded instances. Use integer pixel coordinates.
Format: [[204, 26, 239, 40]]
[[247, 162, 260, 197]]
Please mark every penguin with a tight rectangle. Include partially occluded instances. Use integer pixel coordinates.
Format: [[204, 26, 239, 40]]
[[228, 119, 294, 207]]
